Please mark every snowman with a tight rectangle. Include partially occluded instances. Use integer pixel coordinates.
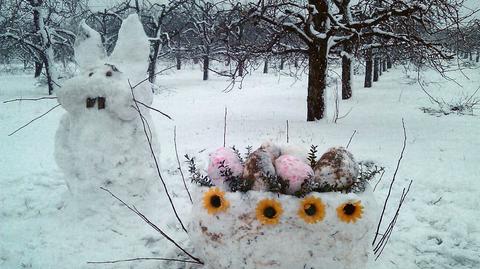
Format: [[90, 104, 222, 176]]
[[55, 14, 159, 202]]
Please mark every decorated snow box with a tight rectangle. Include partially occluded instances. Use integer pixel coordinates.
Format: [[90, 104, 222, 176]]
[[188, 143, 378, 269]]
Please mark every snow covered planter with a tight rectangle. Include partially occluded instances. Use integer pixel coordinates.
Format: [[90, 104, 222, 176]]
[[187, 143, 378, 269]]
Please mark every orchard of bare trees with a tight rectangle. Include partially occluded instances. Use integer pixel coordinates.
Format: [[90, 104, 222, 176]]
[[1, 0, 478, 121]]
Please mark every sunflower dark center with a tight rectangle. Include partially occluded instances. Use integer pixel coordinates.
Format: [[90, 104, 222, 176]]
[[305, 204, 317, 216], [263, 206, 277, 219], [210, 195, 222, 208], [343, 204, 356, 215]]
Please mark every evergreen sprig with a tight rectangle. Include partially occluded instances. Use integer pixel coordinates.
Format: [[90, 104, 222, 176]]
[[307, 145, 319, 168], [230, 146, 244, 165], [262, 172, 289, 194], [184, 154, 213, 187]]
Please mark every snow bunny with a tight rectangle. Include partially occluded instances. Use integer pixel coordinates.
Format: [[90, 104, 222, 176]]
[[55, 14, 158, 201]]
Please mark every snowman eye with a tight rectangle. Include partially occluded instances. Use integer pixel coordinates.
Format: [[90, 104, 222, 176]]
[[86, 97, 96, 108], [106, 70, 113, 77], [88, 72, 94, 77]]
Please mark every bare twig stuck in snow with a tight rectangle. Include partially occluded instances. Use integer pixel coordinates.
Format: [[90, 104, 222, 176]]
[[87, 257, 202, 265], [286, 120, 289, 143], [134, 99, 173, 120], [3, 96, 58, 103], [8, 104, 61, 136], [372, 119, 413, 260], [346, 130, 357, 149], [174, 126, 193, 204], [128, 79, 188, 234], [223, 106, 227, 147], [99, 187, 203, 265], [374, 180, 413, 260]]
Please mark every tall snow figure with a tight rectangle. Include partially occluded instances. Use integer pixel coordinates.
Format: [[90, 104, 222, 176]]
[[55, 14, 158, 201]]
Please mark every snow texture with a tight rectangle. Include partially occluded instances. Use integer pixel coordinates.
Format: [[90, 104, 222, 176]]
[[55, 14, 157, 202], [207, 147, 244, 189], [189, 186, 378, 269], [274, 155, 314, 194]]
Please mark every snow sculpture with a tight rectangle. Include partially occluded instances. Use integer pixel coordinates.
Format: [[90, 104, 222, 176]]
[[55, 14, 157, 199], [189, 143, 378, 269]]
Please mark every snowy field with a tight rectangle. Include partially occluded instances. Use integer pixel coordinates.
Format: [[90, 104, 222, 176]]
[[1, 63, 479, 269]]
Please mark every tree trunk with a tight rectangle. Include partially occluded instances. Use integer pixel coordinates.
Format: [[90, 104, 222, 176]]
[[387, 56, 392, 69], [33, 3, 56, 95], [148, 40, 160, 83], [294, 59, 299, 68], [469, 52, 473, 61], [382, 58, 387, 72], [364, 49, 373, 88], [341, 44, 353, 100], [34, 61, 43, 77], [280, 57, 285, 70], [176, 53, 181, 70], [263, 57, 269, 74], [203, 55, 209, 81], [33, 6, 43, 78], [476, 51, 479, 63], [238, 59, 244, 77], [373, 57, 379, 82], [378, 58, 383, 76], [307, 46, 328, 121]]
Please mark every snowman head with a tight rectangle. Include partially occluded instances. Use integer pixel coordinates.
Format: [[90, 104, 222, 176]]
[[57, 14, 152, 121]]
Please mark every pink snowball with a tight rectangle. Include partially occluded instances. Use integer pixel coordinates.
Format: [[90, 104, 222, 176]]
[[274, 155, 313, 194], [207, 147, 244, 189]]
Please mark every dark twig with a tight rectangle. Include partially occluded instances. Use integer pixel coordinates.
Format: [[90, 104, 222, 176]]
[[134, 99, 173, 120], [373, 170, 386, 192], [174, 126, 193, 204], [8, 104, 61, 136], [99, 187, 202, 264], [372, 119, 407, 247], [346, 130, 357, 149], [87, 257, 201, 265], [374, 180, 413, 260], [131, 65, 176, 89], [128, 80, 188, 234], [286, 120, 289, 143], [3, 96, 58, 103], [223, 107, 227, 147]]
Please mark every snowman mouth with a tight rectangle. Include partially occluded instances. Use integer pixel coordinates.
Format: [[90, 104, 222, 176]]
[[86, 97, 106, 109]]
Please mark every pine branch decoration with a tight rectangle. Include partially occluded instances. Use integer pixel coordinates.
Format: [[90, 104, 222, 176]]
[[184, 154, 213, 187], [307, 145, 318, 168]]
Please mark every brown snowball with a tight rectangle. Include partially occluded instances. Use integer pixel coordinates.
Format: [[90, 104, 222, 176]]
[[313, 147, 359, 190]]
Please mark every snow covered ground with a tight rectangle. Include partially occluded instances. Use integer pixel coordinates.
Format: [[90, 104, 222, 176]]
[[1, 62, 479, 269]]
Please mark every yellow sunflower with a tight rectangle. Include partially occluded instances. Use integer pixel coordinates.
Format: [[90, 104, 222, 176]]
[[337, 200, 364, 223], [298, 196, 326, 224], [203, 187, 230, 215], [256, 199, 283, 225]]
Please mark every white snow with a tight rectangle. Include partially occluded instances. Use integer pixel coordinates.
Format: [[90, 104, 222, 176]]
[[1, 60, 479, 269]]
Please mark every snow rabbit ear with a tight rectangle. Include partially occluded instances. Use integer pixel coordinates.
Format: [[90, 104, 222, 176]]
[[74, 20, 106, 70], [109, 14, 150, 76]]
